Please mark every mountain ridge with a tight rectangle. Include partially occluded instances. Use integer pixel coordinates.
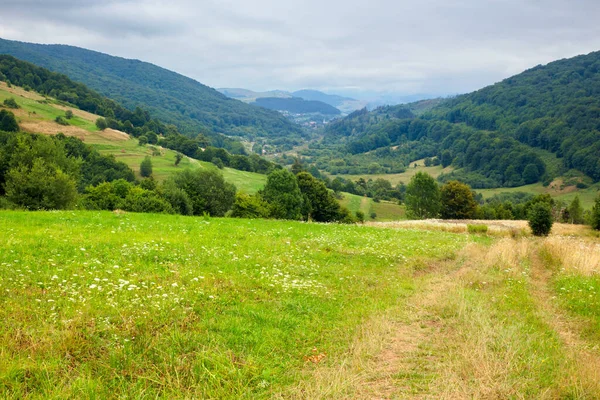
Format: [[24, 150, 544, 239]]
[[0, 38, 303, 141]]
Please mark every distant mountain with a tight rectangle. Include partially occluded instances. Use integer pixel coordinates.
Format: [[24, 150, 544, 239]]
[[0, 38, 302, 140], [320, 51, 600, 187], [219, 87, 367, 115], [218, 88, 293, 102], [292, 90, 366, 114], [253, 97, 341, 115]]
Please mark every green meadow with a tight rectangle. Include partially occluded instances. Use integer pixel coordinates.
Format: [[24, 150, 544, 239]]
[[0, 210, 464, 398]]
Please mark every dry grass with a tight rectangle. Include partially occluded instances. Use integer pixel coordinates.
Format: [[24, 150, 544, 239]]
[[288, 236, 600, 398], [0, 81, 45, 100], [541, 236, 600, 276], [369, 219, 592, 239], [368, 219, 530, 237]]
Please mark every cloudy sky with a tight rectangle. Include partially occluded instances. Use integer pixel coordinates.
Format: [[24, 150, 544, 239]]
[[1, 0, 600, 100]]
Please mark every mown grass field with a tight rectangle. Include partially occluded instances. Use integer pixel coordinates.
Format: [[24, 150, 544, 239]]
[[0, 210, 465, 398], [334, 159, 452, 186], [338, 192, 406, 221]]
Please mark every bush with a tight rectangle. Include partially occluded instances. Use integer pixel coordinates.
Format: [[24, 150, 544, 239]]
[[171, 169, 236, 216], [370, 212, 377, 219], [3, 98, 19, 109], [211, 157, 224, 169], [95, 118, 108, 130], [161, 181, 193, 216], [121, 187, 173, 214], [467, 224, 488, 234], [65, 110, 74, 119], [528, 202, 553, 236], [592, 195, 600, 231], [0, 109, 19, 132], [230, 193, 270, 219], [55, 116, 69, 126], [140, 156, 153, 178], [355, 210, 365, 223], [138, 136, 148, 146]]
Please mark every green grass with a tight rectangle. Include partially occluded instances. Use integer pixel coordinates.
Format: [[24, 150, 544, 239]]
[[334, 159, 453, 186], [0, 210, 466, 398], [0, 87, 97, 132], [94, 139, 267, 193], [0, 83, 268, 194], [477, 182, 600, 209], [338, 192, 406, 221]]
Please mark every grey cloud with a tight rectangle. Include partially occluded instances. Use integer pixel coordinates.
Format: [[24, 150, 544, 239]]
[[1, 0, 600, 99]]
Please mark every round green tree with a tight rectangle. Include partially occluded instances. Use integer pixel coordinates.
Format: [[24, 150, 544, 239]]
[[528, 202, 553, 236], [440, 180, 477, 219], [405, 172, 441, 219]]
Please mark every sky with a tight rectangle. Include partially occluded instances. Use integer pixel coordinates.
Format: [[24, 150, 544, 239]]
[[1, 0, 600, 101]]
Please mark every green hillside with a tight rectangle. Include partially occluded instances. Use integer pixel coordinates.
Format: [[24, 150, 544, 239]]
[[0, 38, 303, 141], [0, 81, 267, 194], [314, 51, 600, 189]]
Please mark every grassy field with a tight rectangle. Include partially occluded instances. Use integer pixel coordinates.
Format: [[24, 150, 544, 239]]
[[477, 182, 600, 209], [334, 159, 452, 186], [93, 139, 267, 193], [338, 192, 406, 221], [0, 210, 466, 398], [2, 212, 600, 398]]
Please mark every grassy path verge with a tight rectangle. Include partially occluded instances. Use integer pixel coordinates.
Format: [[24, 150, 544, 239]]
[[294, 236, 600, 399]]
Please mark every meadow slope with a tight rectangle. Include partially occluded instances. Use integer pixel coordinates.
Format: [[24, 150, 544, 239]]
[[1, 211, 600, 398]]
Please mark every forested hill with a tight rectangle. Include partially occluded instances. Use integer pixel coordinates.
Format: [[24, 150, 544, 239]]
[[254, 97, 341, 115], [0, 38, 302, 139], [322, 51, 600, 187]]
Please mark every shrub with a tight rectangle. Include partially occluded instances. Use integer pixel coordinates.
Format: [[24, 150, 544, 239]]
[[592, 195, 600, 231], [138, 136, 148, 146], [370, 212, 377, 219], [95, 118, 108, 130], [528, 202, 553, 236], [3, 98, 19, 109], [467, 224, 488, 234], [121, 187, 173, 214], [230, 193, 270, 219], [355, 210, 365, 223], [171, 169, 236, 216], [0, 109, 19, 132], [175, 152, 183, 167], [65, 110, 74, 119], [55, 116, 69, 126], [161, 181, 193, 216], [211, 157, 224, 169], [140, 156, 153, 178]]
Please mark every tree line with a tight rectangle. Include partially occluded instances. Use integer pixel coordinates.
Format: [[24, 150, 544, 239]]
[[0, 129, 357, 223]]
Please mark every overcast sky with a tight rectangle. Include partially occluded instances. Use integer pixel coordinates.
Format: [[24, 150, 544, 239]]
[[1, 0, 600, 99]]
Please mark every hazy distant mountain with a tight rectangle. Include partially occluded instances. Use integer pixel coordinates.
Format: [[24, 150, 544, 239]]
[[292, 90, 366, 114], [219, 87, 367, 115], [218, 88, 293, 102], [254, 97, 341, 115], [0, 38, 302, 139]]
